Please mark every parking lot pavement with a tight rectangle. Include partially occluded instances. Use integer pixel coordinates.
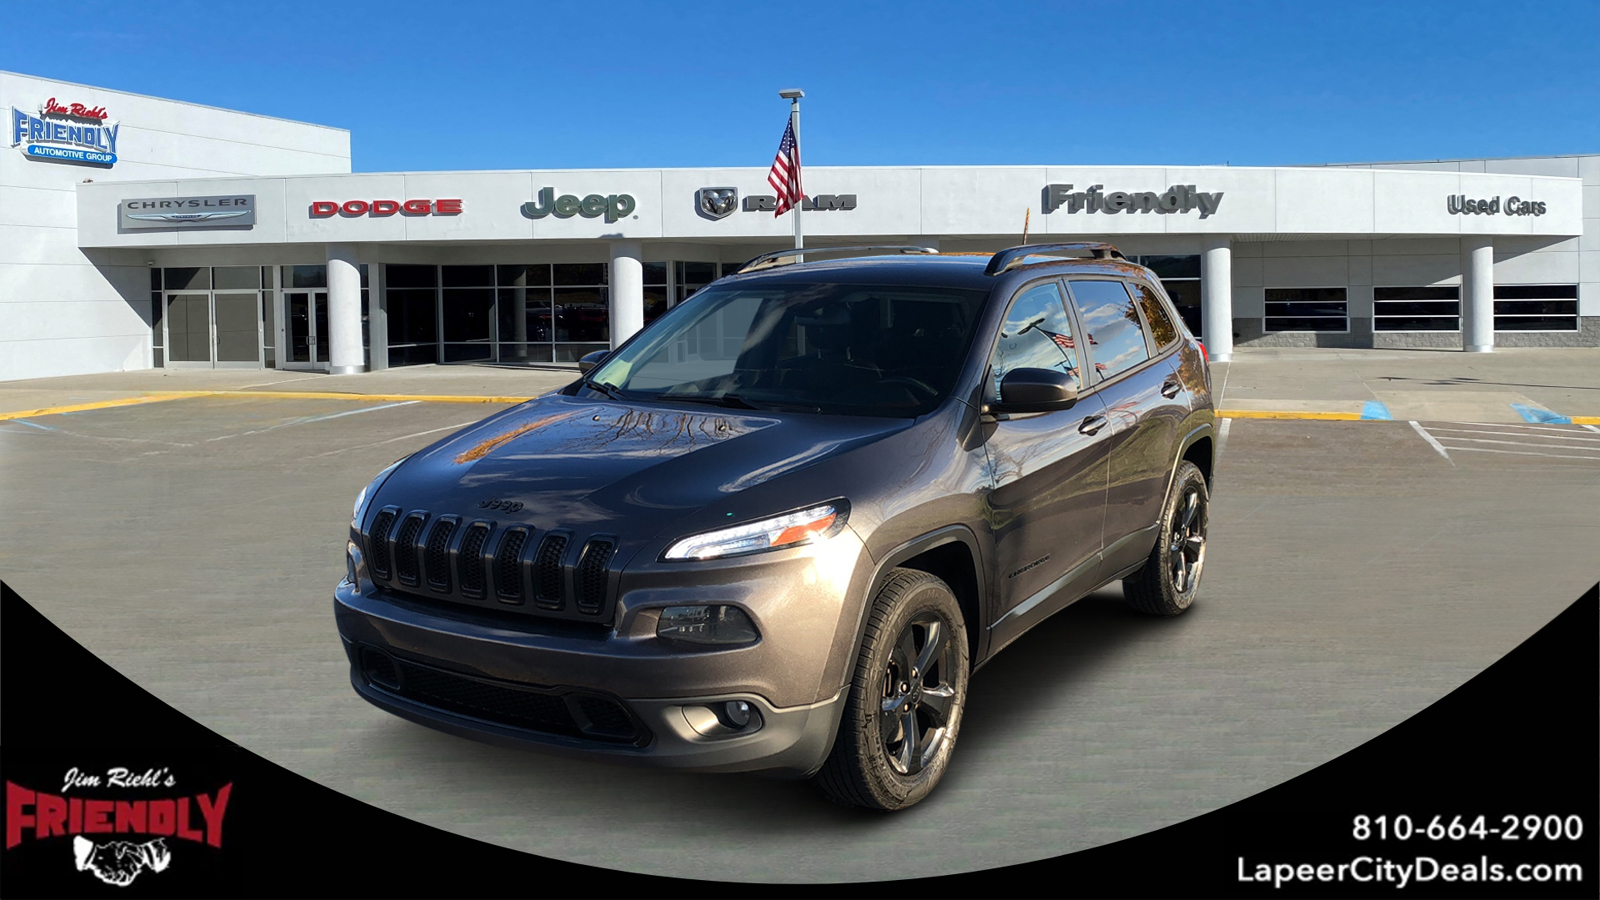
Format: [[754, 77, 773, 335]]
[[1, 360, 1598, 882], [1213, 346, 1600, 424]]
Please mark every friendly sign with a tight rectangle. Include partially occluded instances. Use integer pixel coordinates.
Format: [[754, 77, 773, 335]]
[[10, 99, 119, 167]]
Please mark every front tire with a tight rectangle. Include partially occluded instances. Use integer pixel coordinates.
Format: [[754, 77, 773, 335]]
[[813, 568, 969, 811], [1122, 460, 1209, 616]]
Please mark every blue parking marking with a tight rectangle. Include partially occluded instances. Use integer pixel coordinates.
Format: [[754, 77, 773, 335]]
[[1510, 403, 1572, 425], [1360, 401, 1392, 420]]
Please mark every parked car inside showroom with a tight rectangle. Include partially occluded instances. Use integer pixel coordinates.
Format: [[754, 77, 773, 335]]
[[335, 243, 1216, 810]]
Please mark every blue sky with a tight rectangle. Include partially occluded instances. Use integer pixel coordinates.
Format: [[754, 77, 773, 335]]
[[4, 0, 1596, 172]]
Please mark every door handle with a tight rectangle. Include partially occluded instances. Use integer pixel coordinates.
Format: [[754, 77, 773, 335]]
[[1078, 415, 1108, 436], [1160, 379, 1182, 399]]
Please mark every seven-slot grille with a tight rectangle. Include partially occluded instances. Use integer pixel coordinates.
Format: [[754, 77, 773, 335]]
[[363, 507, 619, 623]]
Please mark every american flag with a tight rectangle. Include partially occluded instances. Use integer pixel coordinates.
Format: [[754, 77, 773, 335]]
[[768, 120, 804, 216], [1042, 329, 1075, 350]]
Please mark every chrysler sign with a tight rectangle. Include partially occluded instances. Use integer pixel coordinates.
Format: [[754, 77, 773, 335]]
[[120, 195, 256, 229]]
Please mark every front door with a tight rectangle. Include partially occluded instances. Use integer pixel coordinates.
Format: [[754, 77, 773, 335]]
[[981, 280, 1112, 655], [164, 292, 262, 368], [284, 291, 330, 370]]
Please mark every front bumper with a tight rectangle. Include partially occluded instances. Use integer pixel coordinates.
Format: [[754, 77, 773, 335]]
[[333, 554, 857, 776]]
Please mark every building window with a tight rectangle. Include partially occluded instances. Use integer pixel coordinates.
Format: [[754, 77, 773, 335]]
[[441, 265, 495, 362], [1374, 286, 1460, 332], [643, 262, 669, 325], [1493, 285, 1578, 332], [1133, 255, 1201, 336], [1264, 287, 1347, 332], [675, 261, 718, 304]]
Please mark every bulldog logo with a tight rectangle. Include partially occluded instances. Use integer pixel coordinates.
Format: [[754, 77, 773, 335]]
[[696, 187, 739, 220]]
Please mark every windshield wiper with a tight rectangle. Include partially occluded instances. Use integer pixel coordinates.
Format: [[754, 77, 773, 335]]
[[669, 393, 822, 413], [582, 377, 630, 400]]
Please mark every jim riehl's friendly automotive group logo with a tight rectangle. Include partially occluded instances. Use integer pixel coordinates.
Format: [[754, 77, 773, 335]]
[[6, 767, 231, 887]]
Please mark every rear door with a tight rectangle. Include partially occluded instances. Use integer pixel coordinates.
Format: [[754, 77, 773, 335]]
[[1065, 278, 1187, 576], [980, 280, 1111, 653]]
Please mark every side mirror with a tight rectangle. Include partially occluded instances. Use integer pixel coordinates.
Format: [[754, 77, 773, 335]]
[[577, 349, 611, 374], [994, 367, 1079, 414]]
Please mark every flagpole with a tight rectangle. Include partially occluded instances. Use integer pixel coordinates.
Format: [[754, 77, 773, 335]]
[[780, 88, 805, 261]]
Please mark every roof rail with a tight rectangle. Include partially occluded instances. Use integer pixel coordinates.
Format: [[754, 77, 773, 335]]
[[984, 242, 1126, 276], [733, 245, 940, 275]]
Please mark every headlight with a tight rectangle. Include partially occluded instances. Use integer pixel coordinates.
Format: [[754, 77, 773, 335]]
[[663, 502, 849, 561], [352, 456, 409, 527]]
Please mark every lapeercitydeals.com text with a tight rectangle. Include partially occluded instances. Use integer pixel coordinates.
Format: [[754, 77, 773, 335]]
[[1238, 855, 1583, 890]]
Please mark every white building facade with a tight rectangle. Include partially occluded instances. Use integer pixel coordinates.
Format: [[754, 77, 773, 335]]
[[5, 71, 1595, 381]]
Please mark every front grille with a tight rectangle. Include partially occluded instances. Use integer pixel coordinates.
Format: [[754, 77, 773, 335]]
[[458, 523, 492, 599], [424, 518, 458, 592], [393, 513, 428, 586], [364, 653, 645, 745], [366, 509, 398, 579], [575, 539, 615, 614], [533, 533, 570, 610], [363, 510, 619, 623], [495, 529, 528, 604]]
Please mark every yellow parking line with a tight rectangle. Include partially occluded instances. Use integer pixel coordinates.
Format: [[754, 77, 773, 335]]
[[1216, 410, 1364, 420], [0, 394, 187, 422], [163, 390, 536, 404], [1572, 416, 1600, 425], [0, 390, 534, 421]]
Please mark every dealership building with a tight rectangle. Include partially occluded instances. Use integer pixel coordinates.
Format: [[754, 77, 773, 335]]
[[3, 70, 1597, 382]]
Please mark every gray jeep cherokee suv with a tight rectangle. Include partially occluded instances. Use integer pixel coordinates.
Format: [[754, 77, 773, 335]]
[[335, 242, 1216, 810]]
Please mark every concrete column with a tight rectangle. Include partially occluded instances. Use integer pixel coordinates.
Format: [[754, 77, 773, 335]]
[[1201, 235, 1234, 361], [1461, 236, 1494, 352], [609, 241, 644, 348], [326, 243, 366, 374], [368, 261, 388, 371]]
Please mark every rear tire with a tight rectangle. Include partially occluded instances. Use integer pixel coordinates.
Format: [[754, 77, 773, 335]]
[[813, 568, 968, 811], [1122, 460, 1209, 617]]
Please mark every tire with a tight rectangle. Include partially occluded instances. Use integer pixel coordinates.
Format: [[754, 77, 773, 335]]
[[1122, 460, 1209, 617], [813, 568, 969, 811]]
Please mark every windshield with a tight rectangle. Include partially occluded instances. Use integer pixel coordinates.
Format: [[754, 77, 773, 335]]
[[587, 282, 989, 416]]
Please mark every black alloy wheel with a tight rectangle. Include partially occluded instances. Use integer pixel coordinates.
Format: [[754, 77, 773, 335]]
[[879, 613, 958, 776], [1123, 460, 1209, 616], [815, 568, 969, 811]]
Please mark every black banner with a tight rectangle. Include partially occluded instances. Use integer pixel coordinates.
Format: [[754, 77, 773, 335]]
[[2, 580, 1594, 897]]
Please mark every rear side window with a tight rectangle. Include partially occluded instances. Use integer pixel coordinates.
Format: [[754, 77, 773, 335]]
[[988, 281, 1081, 401], [1067, 280, 1151, 382], [1128, 282, 1178, 348]]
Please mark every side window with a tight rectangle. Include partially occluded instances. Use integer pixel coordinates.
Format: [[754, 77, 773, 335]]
[[988, 281, 1079, 401], [1128, 282, 1178, 348], [1067, 280, 1151, 382]]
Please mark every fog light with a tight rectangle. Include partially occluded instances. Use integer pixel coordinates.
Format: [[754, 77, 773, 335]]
[[656, 605, 758, 645], [682, 700, 764, 737]]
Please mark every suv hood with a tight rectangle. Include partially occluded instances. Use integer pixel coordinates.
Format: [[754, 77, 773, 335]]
[[370, 393, 912, 535]]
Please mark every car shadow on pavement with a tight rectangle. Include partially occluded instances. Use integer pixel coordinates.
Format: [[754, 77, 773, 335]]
[[358, 581, 1180, 848]]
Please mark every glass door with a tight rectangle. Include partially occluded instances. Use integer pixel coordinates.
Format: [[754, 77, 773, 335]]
[[283, 291, 330, 370]]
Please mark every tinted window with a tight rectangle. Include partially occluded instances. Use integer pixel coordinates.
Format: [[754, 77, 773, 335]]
[[1069, 280, 1150, 381], [1128, 282, 1177, 348], [988, 282, 1080, 401], [592, 284, 987, 417]]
